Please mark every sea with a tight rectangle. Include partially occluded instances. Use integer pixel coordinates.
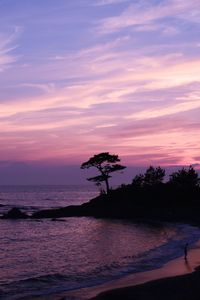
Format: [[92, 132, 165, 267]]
[[0, 185, 200, 300]]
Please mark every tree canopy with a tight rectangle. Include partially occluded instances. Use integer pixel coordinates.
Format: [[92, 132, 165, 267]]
[[132, 166, 165, 187], [144, 166, 165, 186], [169, 166, 200, 188], [81, 152, 126, 193]]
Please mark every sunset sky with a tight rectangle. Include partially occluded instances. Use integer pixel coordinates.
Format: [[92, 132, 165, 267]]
[[0, 0, 200, 183]]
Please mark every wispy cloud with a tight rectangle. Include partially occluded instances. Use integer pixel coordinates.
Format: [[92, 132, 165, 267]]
[[0, 27, 21, 71], [95, 0, 130, 5], [98, 0, 200, 34], [0, 1, 200, 167]]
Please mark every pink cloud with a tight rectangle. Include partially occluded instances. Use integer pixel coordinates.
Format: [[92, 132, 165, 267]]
[[98, 0, 200, 34], [0, 12, 199, 168]]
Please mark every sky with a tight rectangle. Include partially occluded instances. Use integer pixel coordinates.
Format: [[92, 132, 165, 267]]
[[0, 0, 200, 184]]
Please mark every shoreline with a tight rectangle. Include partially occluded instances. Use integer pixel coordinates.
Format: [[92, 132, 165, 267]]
[[30, 239, 200, 300]]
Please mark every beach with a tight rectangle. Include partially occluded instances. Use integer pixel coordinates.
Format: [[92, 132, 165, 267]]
[[91, 266, 200, 300], [35, 240, 200, 300], [89, 247, 200, 300]]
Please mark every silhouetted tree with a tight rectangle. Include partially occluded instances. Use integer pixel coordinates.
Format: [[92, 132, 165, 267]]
[[81, 152, 126, 194], [132, 166, 165, 188], [132, 174, 145, 188], [169, 166, 200, 188], [144, 166, 165, 186]]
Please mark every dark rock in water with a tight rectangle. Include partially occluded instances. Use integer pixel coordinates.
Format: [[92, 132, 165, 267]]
[[1, 207, 28, 219], [32, 204, 85, 219], [0, 204, 4, 207]]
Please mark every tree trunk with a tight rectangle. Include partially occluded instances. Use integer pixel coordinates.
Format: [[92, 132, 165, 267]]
[[105, 177, 110, 194]]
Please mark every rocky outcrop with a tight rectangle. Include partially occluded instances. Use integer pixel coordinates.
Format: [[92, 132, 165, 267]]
[[2, 184, 200, 223], [31, 195, 111, 219], [1, 207, 28, 219]]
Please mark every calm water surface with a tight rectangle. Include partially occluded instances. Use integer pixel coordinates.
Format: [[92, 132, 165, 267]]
[[0, 185, 200, 299]]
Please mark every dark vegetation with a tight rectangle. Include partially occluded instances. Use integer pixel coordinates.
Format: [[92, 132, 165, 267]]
[[1, 152, 200, 223], [81, 152, 126, 194]]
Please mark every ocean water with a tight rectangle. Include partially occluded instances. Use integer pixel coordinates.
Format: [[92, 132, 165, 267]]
[[0, 185, 200, 300]]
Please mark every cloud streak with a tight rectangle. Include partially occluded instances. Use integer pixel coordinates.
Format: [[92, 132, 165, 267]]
[[0, 0, 200, 168], [98, 0, 200, 34]]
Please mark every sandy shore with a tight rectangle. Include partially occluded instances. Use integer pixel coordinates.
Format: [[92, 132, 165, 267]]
[[91, 266, 200, 300], [30, 240, 200, 300]]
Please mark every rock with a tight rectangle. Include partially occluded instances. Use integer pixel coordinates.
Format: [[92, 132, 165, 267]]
[[2, 207, 28, 219], [31, 205, 84, 219]]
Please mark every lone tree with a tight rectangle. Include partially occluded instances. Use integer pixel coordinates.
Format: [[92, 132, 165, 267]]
[[81, 152, 126, 194]]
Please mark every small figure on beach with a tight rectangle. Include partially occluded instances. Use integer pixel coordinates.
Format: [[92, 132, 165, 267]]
[[184, 243, 189, 260]]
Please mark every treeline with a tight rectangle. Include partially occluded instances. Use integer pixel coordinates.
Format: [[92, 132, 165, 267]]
[[92, 165, 200, 222], [81, 153, 200, 195], [129, 165, 199, 189], [114, 165, 200, 202]]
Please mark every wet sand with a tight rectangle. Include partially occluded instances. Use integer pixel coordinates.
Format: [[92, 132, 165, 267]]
[[31, 241, 200, 300], [91, 266, 200, 300]]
